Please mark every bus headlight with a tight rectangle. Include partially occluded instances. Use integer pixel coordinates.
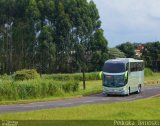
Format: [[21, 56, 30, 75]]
[[123, 87, 127, 92]]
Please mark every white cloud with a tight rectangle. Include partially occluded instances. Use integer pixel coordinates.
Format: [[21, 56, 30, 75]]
[[92, 0, 160, 47]]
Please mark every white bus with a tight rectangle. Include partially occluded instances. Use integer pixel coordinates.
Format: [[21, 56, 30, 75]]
[[102, 58, 144, 96]]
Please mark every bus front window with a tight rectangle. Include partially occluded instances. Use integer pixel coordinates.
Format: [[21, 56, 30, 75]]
[[103, 63, 125, 73], [103, 75, 125, 87]]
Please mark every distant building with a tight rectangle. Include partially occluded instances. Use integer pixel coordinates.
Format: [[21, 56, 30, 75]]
[[135, 44, 144, 57]]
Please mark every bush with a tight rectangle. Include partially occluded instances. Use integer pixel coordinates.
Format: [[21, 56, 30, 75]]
[[14, 69, 40, 81], [144, 68, 153, 77]]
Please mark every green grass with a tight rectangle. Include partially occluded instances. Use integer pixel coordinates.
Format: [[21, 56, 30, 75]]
[[144, 68, 153, 77], [0, 70, 159, 105], [42, 72, 100, 81], [145, 73, 160, 81], [145, 73, 160, 86], [78, 80, 102, 96], [0, 80, 102, 105], [0, 79, 79, 101], [0, 97, 160, 120], [144, 68, 160, 82], [0, 71, 101, 103], [0, 72, 160, 105]]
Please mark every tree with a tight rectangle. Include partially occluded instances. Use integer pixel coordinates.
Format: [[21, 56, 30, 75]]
[[0, 0, 108, 74], [108, 48, 126, 59], [116, 42, 135, 58], [37, 25, 56, 73], [142, 41, 160, 71]]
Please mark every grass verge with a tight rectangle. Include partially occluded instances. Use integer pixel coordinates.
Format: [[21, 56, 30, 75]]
[[0, 97, 160, 120], [145, 73, 160, 81]]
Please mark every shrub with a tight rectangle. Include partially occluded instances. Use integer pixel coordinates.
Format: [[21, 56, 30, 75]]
[[14, 69, 40, 81]]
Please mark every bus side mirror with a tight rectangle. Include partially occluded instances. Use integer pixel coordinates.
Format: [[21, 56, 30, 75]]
[[124, 71, 128, 84], [125, 77, 128, 84]]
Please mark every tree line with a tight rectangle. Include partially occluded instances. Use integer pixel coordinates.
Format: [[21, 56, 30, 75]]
[[116, 41, 160, 71], [0, 0, 108, 74]]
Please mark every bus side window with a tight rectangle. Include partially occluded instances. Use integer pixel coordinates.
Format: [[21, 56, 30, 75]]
[[130, 63, 133, 72], [137, 63, 140, 71], [131, 62, 137, 72], [130, 62, 144, 72], [142, 62, 144, 70], [139, 62, 143, 71], [140, 62, 143, 71], [131, 62, 135, 72], [137, 62, 144, 71], [135, 63, 137, 71], [135, 62, 138, 71], [126, 63, 129, 71]]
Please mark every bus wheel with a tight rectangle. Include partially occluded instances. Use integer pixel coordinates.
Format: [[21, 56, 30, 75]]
[[137, 85, 141, 94], [103, 92, 108, 97]]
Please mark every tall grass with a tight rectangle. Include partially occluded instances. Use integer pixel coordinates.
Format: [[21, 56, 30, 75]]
[[144, 68, 153, 77], [43, 72, 100, 81], [0, 69, 157, 102], [0, 71, 100, 101], [0, 79, 79, 101]]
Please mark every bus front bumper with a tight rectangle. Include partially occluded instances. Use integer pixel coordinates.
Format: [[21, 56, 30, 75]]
[[103, 86, 128, 95]]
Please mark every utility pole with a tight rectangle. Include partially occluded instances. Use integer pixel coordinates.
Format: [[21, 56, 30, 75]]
[[82, 69, 86, 90]]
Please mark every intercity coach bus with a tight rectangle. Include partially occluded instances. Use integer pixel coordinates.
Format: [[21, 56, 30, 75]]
[[102, 58, 144, 96]]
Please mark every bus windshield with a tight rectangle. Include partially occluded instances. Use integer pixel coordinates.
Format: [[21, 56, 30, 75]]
[[103, 63, 125, 73], [103, 75, 125, 87]]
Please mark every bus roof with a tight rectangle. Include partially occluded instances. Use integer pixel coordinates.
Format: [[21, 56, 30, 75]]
[[105, 58, 143, 64]]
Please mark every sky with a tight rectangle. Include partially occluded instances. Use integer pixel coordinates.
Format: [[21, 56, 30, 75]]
[[92, 0, 160, 47]]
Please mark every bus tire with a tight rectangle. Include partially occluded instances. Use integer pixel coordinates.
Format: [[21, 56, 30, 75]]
[[103, 92, 108, 97], [137, 85, 141, 94]]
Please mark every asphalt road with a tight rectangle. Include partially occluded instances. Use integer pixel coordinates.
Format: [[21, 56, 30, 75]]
[[0, 86, 160, 114]]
